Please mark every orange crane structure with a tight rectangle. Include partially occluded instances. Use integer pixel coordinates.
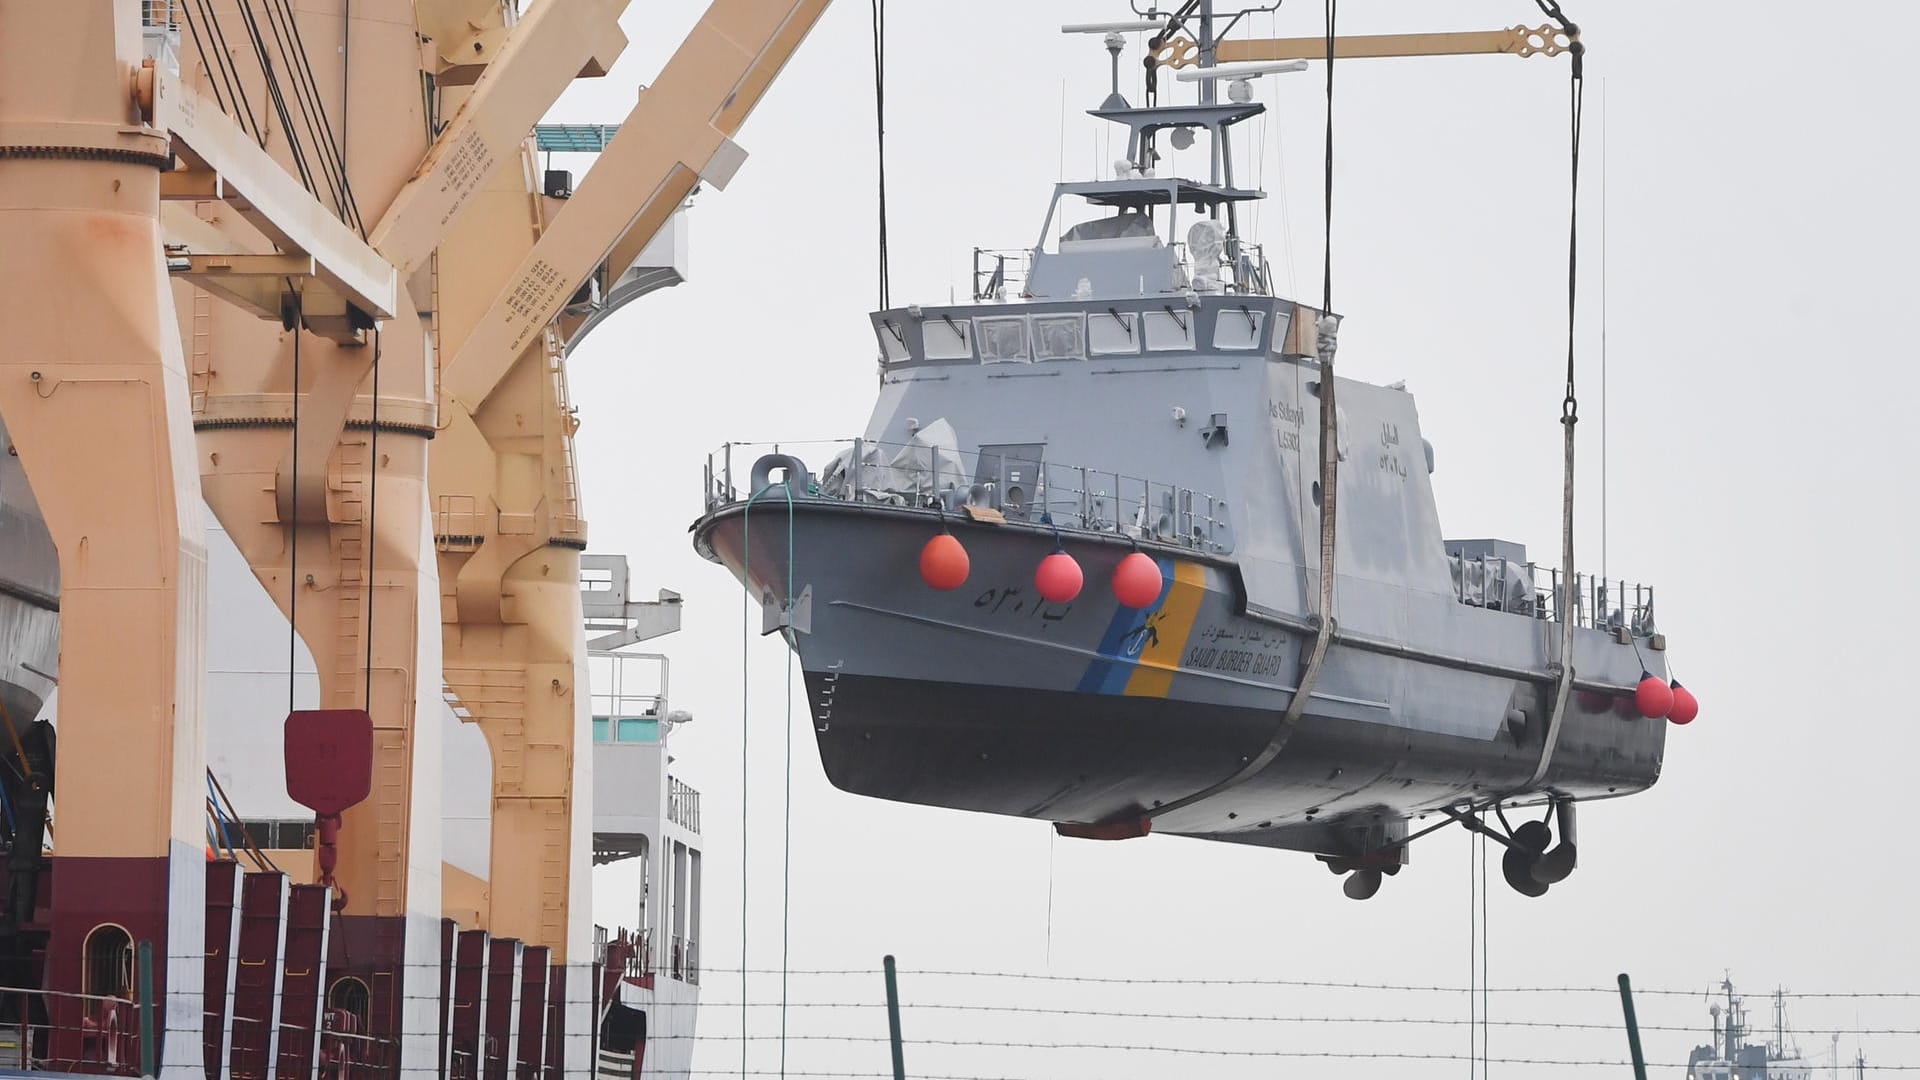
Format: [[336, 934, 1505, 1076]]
[[0, 0, 828, 1075]]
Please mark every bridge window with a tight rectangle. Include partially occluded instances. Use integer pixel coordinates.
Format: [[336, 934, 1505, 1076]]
[[1032, 315, 1085, 361], [976, 317, 1030, 363], [1214, 309, 1264, 350], [923, 316, 972, 360], [1089, 311, 1138, 355], [875, 320, 909, 364], [1144, 309, 1194, 352]]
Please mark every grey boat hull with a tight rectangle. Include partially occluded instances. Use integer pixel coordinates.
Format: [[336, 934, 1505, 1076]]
[[695, 498, 1666, 856]]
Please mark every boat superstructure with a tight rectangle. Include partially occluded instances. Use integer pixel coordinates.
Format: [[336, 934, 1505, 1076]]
[[1686, 980, 1813, 1080], [582, 555, 705, 1080], [694, 3, 1691, 899]]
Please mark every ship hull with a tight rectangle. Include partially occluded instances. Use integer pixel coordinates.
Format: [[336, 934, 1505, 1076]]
[[696, 498, 1666, 852]]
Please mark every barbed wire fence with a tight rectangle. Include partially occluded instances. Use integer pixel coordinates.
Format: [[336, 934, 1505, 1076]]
[[14, 952, 1913, 1078]]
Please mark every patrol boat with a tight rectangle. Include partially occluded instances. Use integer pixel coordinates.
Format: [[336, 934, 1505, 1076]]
[[691, 6, 1693, 899], [1685, 979, 1813, 1080]]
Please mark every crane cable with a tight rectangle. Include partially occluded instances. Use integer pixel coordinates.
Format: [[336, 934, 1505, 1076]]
[[740, 480, 801, 1079], [871, 0, 890, 310], [1146, 0, 1340, 826], [288, 296, 302, 716], [1523, 0, 1585, 791]]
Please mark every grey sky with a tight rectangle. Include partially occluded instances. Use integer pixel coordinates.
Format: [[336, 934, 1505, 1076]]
[[556, 1, 1920, 1076]]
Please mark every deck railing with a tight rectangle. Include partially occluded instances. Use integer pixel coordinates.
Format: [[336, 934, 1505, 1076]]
[[1449, 553, 1656, 634], [667, 777, 701, 834], [705, 439, 1234, 554], [970, 239, 1274, 300]]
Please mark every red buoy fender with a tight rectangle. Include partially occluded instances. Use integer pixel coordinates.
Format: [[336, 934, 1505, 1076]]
[[1634, 672, 1674, 719], [919, 533, 970, 591], [1667, 681, 1698, 725], [1034, 551, 1084, 603], [1111, 552, 1164, 608]]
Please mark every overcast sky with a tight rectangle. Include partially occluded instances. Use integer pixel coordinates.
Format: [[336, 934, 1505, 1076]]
[[550, 1, 1920, 1076]]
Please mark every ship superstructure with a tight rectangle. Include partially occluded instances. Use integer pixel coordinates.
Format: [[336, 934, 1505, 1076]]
[[1687, 980, 1813, 1080], [694, 3, 1694, 899]]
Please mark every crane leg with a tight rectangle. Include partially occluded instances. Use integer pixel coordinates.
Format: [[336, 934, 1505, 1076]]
[[0, 5, 207, 1074]]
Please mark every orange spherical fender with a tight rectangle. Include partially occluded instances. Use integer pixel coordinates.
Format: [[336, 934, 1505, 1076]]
[[1111, 552, 1164, 609], [1667, 681, 1698, 725], [919, 533, 970, 591], [1634, 672, 1673, 719], [1034, 551, 1084, 603]]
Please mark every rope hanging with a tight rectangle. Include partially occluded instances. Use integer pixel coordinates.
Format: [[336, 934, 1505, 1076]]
[[287, 296, 302, 715], [739, 480, 800, 1079], [870, 0, 890, 310], [1144, 0, 1340, 825], [363, 326, 380, 712], [1524, 0, 1585, 790]]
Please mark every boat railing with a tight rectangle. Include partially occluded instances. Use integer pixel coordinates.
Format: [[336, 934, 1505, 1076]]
[[668, 935, 699, 985], [706, 439, 1234, 554], [1231, 241, 1275, 295], [970, 238, 1271, 300], [667, 776, 701, 834], [972, 247, 1032, 300], [588, 651, 667, 741], [140, 1, 180, 28], [1450, 553, 1656, 635]]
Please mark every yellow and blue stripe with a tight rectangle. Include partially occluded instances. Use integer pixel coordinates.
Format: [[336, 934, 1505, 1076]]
[[1074, 558, 1207, 698]]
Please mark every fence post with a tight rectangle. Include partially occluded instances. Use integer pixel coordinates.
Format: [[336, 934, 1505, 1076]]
[[137, 938, 156, 1078], [1617, 972, 1649, 1080], [883, 955, 906, 1080]]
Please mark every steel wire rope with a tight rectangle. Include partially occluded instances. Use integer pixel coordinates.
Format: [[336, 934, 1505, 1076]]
[[289, 295, 302, 714], [1481, 825, 1492, 1076], [231, 0, 319, 198], [739, 480, 793, 1079], [1520, 0, 1586, 793], [257, 0, 354, 230], [1468, 819, 1477, 1079], [179, 0, 237, 129], [364, 325, 380, 711], [1142, 0, 1343, 828], [185, 0, 266, 145], [264, 0, 364, 233], [777, 480, 798, 1080], [871, 0, 889, 309], [274, 0, 361, 225], [257, 0, 344, 213]]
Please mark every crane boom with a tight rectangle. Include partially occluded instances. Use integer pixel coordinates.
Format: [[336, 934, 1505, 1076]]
[[442, 0, 834, 411], [1151, 23, 1574, 69]]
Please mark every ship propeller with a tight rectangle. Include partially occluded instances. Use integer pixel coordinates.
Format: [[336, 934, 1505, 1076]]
[[1342, 869, 1383, 900], [1502, 846, 1550, 897]]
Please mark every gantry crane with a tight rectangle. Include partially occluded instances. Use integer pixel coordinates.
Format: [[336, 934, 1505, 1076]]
[[0, 0, 829, 1074]]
